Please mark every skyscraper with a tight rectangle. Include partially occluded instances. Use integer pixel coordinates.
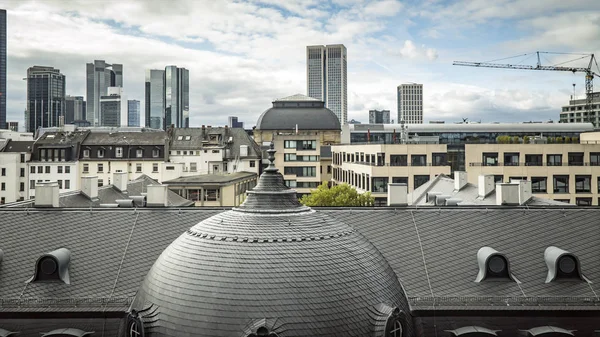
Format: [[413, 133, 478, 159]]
[[86, 60, 123, 126], [228, 116, 244, 128], [368, 109, 391, 124], [128, 99, 140, 127], [165, 65, 189, 128], [100, 87, 127, 127], [65, 95, 85, 124], [145, 69, 165, 130], [25, 66, 66, 132], [397, 83, 423, 124], [306, 44, 347, 125], [0, 9, 7, 130]]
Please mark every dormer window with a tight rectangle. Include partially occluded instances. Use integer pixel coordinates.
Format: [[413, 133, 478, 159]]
[[97, 149, 105, 158], [83, 149, 90, 158], [40, 328, 95, 337], [116, 147, 123, 158], [520, 326, 576, 337], [152, 149, 160, 158], [185, 135, 191, 140], [385, 307, 406, 337], [177, 135, 183, 140], [544, 246, 588, 283], [475, 247, 519, 283], [136, 149, 143, 158], [445, 326, 501, 336], [247, 327, 278, 337], [27, 248, 71, 284]]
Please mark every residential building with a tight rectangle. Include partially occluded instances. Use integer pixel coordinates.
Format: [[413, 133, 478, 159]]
[[228, 116, 244, 128], [331, 143, 451, 206], [7, 121, 18, 131], [559, 91, 600, 127], [306, 44, 347, 125], [79, 130, 168, 186], [369, 109, 390, 124], [86, 60, 123, 126], [164, 65, 190, 128], [25, 66, 66, 132], [165, 126, 261, 180], [3, 152, 600, 334], [254, 94, 341, 196], [397, 83, 423, 124], [163, 171, 258, 207], [145, 69, 165, 129], [0, 9, 5, 130], [0, 140, 33, 203], [127, 99, 140, 127], [65, 95, 85, 124]]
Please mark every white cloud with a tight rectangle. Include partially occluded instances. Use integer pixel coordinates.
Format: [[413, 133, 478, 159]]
[[392, 40, 439, 61]]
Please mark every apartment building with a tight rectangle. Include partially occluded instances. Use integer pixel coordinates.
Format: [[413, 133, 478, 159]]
[[0, 140, 32, 203], [331, 143, 451, 205], [559, 92, 600, 127]]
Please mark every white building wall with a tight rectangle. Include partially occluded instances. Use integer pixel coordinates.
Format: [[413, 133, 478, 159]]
[[80, 160, 164, 186], [0, 153, 24, 203], [27, 161, 79, 198]]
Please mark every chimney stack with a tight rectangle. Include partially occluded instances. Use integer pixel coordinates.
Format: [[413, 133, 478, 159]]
[[113, 172, 128, 192], [146, 185, 169, 207], [387, 183, 408, 206], [454, 171, 468, 191], [35, 181, 60, 208], [478, 175, 495, 198], [81, 176, 99, 200], [496, 183, 519, 205]]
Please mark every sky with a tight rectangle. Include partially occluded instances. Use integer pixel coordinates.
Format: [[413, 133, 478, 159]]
[[2, 0, 600, 129]]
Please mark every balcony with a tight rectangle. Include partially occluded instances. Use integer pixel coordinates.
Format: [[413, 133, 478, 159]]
[[469, 162, 595, 167], [352, 161, 449, 167]]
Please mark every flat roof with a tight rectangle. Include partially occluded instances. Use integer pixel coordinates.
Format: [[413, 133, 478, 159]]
[[346, 122, 595, 133], [163, 171, 258, 185]]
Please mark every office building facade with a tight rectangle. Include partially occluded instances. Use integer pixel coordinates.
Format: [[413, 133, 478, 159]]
[[25, 66, 66, 132], [86, 60, 123, 126], [7, 121, 18, 132], [228, 116, 244, 128], [560, 92, 600, 127], [306, 44, 347, 125], [65, 95, 85, 124], [0, 9, 6, 130], [128, 99, 140, 127], [145, 69, 165, 130], [99, 87, 127, 127], [397, 83, 423, 124], [164, 65, 189, 129], [369, 109, 390, 124]]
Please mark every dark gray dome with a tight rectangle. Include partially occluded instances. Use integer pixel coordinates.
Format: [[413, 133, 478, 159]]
[[131, 144, 410, 337], [256, 94, 341, 131]]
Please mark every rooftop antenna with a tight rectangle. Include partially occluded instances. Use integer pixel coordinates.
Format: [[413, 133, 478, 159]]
[[573, 83, 576, 100]]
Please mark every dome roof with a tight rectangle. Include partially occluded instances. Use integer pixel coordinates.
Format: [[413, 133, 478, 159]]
[[256, 94, 341, 131], [131, 144, 410, 337]]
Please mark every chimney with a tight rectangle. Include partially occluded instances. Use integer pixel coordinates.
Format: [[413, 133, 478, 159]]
[[518, 180, 533, 205], [387, 183, 407, 206], [478, 175, 495, 198], [146, 184, 168, 207], [496, 183, 519, 205], [113, 172, 128, 192], [35, 181, 60, 207], [81, 176, 99, 200], [454, 171, 468, 190], [202, 125, 206, 139]]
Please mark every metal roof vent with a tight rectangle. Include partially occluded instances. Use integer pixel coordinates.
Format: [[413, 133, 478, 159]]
[[435, 194, 451, 206], [0, 328, 19, 337], [426, 191, 442, 203], [520, 326, 576, 336], [41, 328, 95, 337], [131, 195, 146, 207], [27, 248, 71, 284], [475, 247, 519, 283], [544, 246, 589, 283], [445, 326, 501, 336], [445, 198, 463, 206], [116, 199, 133, 208]]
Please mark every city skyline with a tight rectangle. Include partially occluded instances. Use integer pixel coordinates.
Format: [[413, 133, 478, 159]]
[[1, 1, 599, 130]]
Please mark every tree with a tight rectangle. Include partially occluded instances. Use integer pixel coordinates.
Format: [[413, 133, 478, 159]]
[[300, 183, 374, 207]]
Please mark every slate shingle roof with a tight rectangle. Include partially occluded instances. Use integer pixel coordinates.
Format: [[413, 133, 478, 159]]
[[0, 140, 34, 153], [256, 95, 341, 131], [81, 131, 167, 146], [169, 127, 261, 158]]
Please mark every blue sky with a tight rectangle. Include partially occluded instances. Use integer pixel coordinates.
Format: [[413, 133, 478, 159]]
[[2, 0, 600, 129]]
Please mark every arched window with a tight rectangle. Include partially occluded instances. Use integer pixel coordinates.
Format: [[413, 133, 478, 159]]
[[129, 320, 142, 337], [247, 326, 278, 337], [389, 319, 403, 337]]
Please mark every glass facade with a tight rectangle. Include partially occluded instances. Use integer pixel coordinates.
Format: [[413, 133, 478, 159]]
[[128, 100, 140, 127], [145, 69, 165, 130], [26, 66, 66, 132], [165, 66, 189, 129], [0, 9, 6, 130], [86, 60, 123, 126]]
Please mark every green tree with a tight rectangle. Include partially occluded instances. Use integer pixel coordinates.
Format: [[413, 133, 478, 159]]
[[300, 183, 374, 207], [523, 136, 530, 144]]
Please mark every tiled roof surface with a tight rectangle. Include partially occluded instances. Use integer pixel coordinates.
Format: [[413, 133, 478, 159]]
[[81, 131, 167, 146], [163, 171, 257, 185], [169, 127, 261, 159], [0, 140, 34, 153]]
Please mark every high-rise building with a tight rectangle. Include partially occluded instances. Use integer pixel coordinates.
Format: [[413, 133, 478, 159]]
[[165, 65, 189, 129], [559, 92, 600, 127], [99, 87, 127, 127], [65, 95, 85, 124], [128, 99, 140, 127], [228, 116, 244, 128], [0, 9, 6, 130], [145, 69, 165, 130], [86, 60, 123, 126], [7, 121, 18, 131], [25, 66, 66, 132], [306, 44, 347, 125], [368, 109, 390, 124], [397, 83, 423, 124]]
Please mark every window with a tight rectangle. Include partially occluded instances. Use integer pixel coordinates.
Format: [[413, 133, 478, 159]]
[[65, 166, 70, 174], [503, 152, 519, 166], [576, 197, 592, 206], [190, 162, 197, 172], [57, 166, 63, 173], [575, 175, 591, 193], [30, 180, 35, 189], [327, 165, 331, 174], [152, 149, 160, 158], [20, 154, 25, 163], [284, 140, 296, 148], [390, 155, 407, 166], [411, 155, 426, 166], [37, 166, 43, 173], [388, 320, 403, 337], [30, 166, 35, 174], [20, 168, 25, 177], [136, 163, 142, 173], [153, 163, 159, 172], [212, 150, 220, 154], [547, 154, 562, 166], [285, 153, 297, 161], [98, 179, 104, 187], [1, 168, 5, 176], [285, 180, 297, 188], [568, 152, 584, 166], [116, 147, 123, 158], [283, 166, 316, 177], [57, 180, 62, 189], [65, 180, 70, 189], [136, 149, 143, 158], [525, 154, 542, 166], [83, 149, 90, 158], [300, 140, 317, 150], [166, 166, 175, 170], [98, 163, 104, 172], [83, 164, 89, 173], [45, 166, 50, 173], [482, 152, 498, 166], [250, 161, 256, 168], [372, 177, 389, 193], [392, 177, 408, 184], [40, 149, 46, 161], [1, 183, 5, 191], [97, 149, 105, 158], [531, 177, 547, 193], [205, 189, 219, 201], [494, 175, 504, 183], [20, 182, 24, 192], [177, 151, 181, 155], [432, 153, 447, 166], [53, 149, 59, 161], [60, 149, 65, 161], [0, 197, 4, 204], [185, 135, 191, 140], [414, 175, 430, 189], [177, 135, 183, 140], [553, 175, 569, 193], [591, 153, 600, 166]]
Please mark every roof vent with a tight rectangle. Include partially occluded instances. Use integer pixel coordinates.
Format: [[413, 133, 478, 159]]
[[475, 247, 519, 283], [41, 328, 95, 337], [478, 175, 495, 198], [435, 195, 451, 206], [445, 198, 463, 206], [0, 328, 19, 337], [426, 191, 442, 203], [520, 326, 576, 336], [99, 203, 119, 208], [388, 183, 408, 206], [454, 171, 468, 190], [115, 199, 133, 208], [544, 246, 588, 283], [27, 248, 71, 284], [131, 195, 146, 207], [445, 326, 501, 336], [146, 185, 169, 207]]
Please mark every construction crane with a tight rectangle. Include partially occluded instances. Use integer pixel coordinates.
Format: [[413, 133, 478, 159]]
[[453, 52, 600, 123]]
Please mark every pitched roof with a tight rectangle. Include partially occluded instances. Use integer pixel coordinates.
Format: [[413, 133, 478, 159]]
[[0, 140, 34, 153], [81, 131, 167, 146], [169, 127, 261, 158], [163, 171, 257, 185]]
